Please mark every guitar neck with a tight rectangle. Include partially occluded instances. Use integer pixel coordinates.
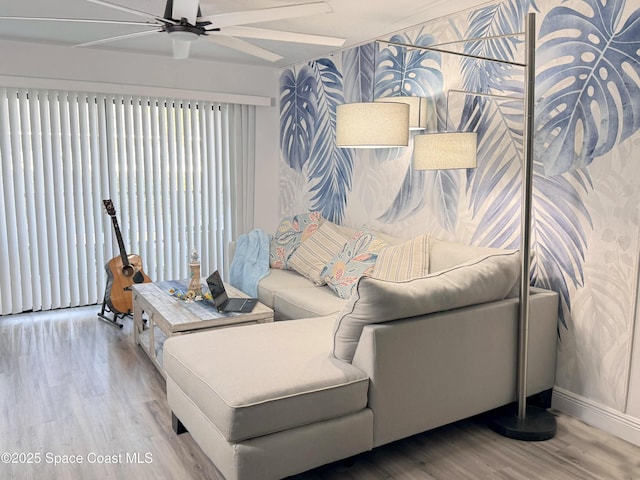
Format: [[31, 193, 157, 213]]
[[110, 215, 130, 267]]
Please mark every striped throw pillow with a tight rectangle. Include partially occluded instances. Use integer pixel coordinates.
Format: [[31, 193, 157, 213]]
[[372, 234, 430, 281], [288, 222, 349, 285]]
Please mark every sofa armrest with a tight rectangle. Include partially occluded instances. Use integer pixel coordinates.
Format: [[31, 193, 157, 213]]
[[351, 289, 558, 448]]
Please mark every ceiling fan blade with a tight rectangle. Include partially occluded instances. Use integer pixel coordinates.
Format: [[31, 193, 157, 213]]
[[199, 2, 332, 29], [74, 29, 161, 48], [0, 16, 155, 27], [204, 35, 282, 62], [217, 26, 345, 47], [87, 0, 177, 25], [172, 0, 199, 24]]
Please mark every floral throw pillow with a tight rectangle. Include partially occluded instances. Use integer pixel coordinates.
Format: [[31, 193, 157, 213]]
[[269, 212, 322, 269], [321, 227, 388, 299]]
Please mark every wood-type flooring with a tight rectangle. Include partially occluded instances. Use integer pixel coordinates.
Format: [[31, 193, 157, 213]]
[[1, 306, 638, 479]]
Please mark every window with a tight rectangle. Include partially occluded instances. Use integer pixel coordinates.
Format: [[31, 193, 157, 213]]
[[0, 88, 255, 315]]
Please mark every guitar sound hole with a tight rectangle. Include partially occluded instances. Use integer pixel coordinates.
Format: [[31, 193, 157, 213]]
[[121, 265, 135, 278]]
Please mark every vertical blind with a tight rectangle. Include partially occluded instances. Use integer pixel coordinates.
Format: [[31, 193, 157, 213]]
[[0, 88, 256, 316]]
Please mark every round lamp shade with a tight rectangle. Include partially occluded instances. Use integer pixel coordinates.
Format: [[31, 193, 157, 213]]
[[336, 102, 410, 148], [413, 132, 477, 170], [375, 96, 427, 130]]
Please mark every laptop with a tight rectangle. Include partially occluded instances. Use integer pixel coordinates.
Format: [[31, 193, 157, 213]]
[[206, 270, 257, 313]]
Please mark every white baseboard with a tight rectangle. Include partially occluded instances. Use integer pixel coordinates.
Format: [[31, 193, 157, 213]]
[[552, 387, 640, 447]]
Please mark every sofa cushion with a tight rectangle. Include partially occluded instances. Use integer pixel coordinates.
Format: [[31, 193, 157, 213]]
[[274, 286, 347, 320], [163, 316, 369, 443], [321, 228, 389, 299], [269, 212, 322, 269], [257, 269, 316, 308], [372, 233, 430, 281], [288, 221, 349, 285], [332, 251, 521, 362]]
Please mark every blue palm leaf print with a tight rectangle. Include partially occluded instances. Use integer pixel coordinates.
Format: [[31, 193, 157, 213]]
[[463, 1, 531, 247], [536, 0, 640, 175], [461, 1, 532, 96], [342, 43, 375, 103], [374, 31, 453, 226], [531, 163, 592, 329], [377, 167, 427, 223], [468, 84, 592, 328], [280, 66, 317, 172], [460, 0, 538, 134], [426, 169, 460, 233], [375, 30, 443, 99], [307, 58, 353, 224], [462, 0, 595, 327], [469, 96, 523, 248]]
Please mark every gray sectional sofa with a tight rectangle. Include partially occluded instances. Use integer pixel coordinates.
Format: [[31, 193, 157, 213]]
[[163, 227, 559, 480]]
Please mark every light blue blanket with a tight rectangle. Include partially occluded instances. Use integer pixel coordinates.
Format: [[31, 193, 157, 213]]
[[229, 228, 271, 297]]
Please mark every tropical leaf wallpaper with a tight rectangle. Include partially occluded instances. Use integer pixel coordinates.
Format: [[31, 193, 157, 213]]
[[279, 0, 640, 412]]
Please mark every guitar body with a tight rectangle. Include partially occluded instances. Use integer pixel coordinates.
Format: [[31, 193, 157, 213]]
[[102, 199, 152, 315], [104, 254, 151, 314]]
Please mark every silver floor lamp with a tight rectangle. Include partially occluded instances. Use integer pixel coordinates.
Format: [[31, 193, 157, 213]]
[[486, 12, 557, 441], [375, 12, 556, 440]]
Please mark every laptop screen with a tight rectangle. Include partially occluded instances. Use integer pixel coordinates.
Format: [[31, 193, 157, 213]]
[[206, 271, 228, 308]]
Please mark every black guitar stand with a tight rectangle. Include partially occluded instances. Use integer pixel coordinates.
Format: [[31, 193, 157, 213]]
[[97, 295, 130, 329]]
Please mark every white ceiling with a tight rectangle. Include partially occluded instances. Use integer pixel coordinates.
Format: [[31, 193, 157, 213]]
[[0, 0, 487, 68]]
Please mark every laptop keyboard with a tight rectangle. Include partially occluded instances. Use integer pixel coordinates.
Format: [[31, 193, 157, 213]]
[[225, 298, 247, 310]]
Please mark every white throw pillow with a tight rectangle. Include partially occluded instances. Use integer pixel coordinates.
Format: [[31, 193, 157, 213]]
[[332, 251, 521, 362]]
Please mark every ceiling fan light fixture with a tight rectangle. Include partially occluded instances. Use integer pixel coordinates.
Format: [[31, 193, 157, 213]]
[[167, 23, 201, 58], [171, 39, 193, 59], [166, 24, 201, 42], [169, 30, 199, 42]]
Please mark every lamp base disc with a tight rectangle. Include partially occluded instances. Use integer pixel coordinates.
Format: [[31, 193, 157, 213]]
[[487, 405, 557, 441]]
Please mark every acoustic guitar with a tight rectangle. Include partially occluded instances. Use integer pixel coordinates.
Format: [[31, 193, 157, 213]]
[[103, 199, 151, 314]]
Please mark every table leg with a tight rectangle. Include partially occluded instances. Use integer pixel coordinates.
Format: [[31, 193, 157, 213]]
[[149, 313, 156, 361], [133, 294, 142, 346]]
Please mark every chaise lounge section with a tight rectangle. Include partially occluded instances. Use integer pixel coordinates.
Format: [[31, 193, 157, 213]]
[[163, 224, 559, 480]]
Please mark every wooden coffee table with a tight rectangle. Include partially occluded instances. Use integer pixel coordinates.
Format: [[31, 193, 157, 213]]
[[132, 279, 274, 377]]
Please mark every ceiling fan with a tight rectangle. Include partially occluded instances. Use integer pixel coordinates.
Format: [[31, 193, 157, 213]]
[[0, 0, 345, 61]]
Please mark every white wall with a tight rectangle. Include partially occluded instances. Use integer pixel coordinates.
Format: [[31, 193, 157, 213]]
[[0, 38, 282, 231], [628, 264, 640, 418], [254, 105, 281, 232]]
